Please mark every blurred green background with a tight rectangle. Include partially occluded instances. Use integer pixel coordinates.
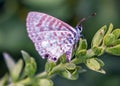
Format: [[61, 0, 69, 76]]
[[0, 0, 120, 86]]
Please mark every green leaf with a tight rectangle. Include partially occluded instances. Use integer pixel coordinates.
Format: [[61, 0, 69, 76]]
[[91, 25, 107, 47], [106, 23, 113, 35], [59, 67, 79, 80], [95, 58, 104, 67], [76, 38, 87, 52], [59, 54, 66, 63], [21, 50, 37, 77], [103, 33, 116, 46], [86, 58, 100, 70], [112, 39, 120, 46], [92, 46, 105, 56], [45, 61, 56, 72], [85, 58, 105, 74], [0, 74, 8, 86], [38, 79, 54, 86], [112, 29, 120, 39], [79, 39, 87, 50], [48, 63, 65, 75], [23, 57, 37, 77], [77, 49, 87, 56], [3, 53, 16, 73], [21, 50, 31, 62], [11, 59, 23, 81], [106, 44, 120, 56], [65, 63, 76, 70], [59, 63, 80, 80], [95, 69, 106, 74]]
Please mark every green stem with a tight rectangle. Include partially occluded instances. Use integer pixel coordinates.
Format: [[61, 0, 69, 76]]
[[18, 77, 31, 85], [71, 49, 95, 64], [71, 58, 83, 64], [48, 63, 65, 75], [36, 71, 48, 78], [86, 49, 95, 58]]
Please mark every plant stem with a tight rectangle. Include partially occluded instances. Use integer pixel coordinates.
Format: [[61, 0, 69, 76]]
[[36, 71, 48, 78], [18, 77, 31, 85], [86, 49, 95, 58]]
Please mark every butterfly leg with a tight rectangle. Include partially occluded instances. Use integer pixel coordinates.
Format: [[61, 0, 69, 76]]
[[65, 47, 73, 62]]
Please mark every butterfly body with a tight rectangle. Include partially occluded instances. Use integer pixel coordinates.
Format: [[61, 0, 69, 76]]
[[26, 12, 82, 62]]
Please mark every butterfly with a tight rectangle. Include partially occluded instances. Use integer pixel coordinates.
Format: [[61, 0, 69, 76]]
[[26, 12, 82, 62]]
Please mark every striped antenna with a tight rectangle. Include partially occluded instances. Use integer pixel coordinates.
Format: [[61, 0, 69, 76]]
[[77, 13, 96, 26]]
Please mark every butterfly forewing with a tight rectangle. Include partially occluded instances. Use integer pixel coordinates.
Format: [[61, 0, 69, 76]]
[[26, 12, 77, 62]]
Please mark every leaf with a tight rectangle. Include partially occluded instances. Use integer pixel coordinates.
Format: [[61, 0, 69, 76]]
[[76, 38, 87, 52], [106, 44, 120, 56], [23, 58, 37, 77], [38, 79, 54, 86], [0, 74, 8, 86], [65, 63, 76, 70], [45, 61, 56, 72], [85, 58, 105, 74], [21, 50, 31, 62], [95, 58, 104, 67], [11, 59, 23, 81], [86, 58, 100, 70], [112, 39, 120, 46], [3, 53, 16, 73], [77, 49, 87, 56], [21, 50, 37, 77], [106, 23, 113, 35], [91, 25, 107, 47], [92, 46, 105, 56], [103, 33, 116, 46], [59, 54, 67, 63], [59, 67, 79, 80], [112, 29, 120, 39]]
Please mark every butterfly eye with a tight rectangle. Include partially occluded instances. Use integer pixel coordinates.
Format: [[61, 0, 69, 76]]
[[78, 26, 83, 32]]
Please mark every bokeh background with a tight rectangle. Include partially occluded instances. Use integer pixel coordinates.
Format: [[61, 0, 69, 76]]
[[0, 0, 120, 86]]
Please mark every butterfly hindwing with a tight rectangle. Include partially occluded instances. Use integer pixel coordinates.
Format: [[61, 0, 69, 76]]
[[34, 31, 75, 61]]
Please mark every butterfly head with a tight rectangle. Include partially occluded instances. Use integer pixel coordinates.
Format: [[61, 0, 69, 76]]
[[74, 25, 83, 42]]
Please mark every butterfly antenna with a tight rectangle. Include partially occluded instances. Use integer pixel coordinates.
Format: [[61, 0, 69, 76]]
[[77, 13, 96, 26]]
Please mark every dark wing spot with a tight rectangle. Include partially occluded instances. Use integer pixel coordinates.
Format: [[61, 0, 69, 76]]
[[52, 57, 57, 61], [44, 54, 49, 58]]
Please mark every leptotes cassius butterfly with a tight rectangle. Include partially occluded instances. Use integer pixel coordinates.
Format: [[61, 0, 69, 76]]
[[26, 12, 82, 62]]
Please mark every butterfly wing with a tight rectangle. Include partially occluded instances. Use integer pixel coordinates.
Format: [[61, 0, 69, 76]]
[[26, 12, 77, 62]]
